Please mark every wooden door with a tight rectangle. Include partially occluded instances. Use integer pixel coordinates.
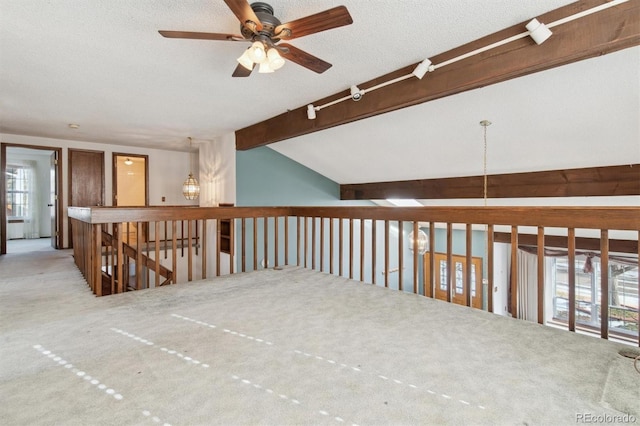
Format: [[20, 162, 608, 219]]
[[68, 149, 104, 248], [425, 252, 483, 309], [49, 151, 61, 249]]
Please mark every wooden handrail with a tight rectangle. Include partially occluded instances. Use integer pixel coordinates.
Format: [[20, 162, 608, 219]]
[[69, 205, 639, 347]]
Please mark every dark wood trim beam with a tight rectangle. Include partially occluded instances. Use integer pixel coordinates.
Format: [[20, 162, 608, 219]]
[[340, 164, 640, 200], [235, 0, 640, 150], [494, 232, 638, 254]]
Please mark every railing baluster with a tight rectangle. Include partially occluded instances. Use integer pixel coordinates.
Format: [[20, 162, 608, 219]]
[[398, 220, 403, 291], [164, 221, 168, 259], [253, 217, 258, 271], [568, 228, 576, 331], [188, 219, 193, 281], [339, 219, 344, 277], [172, 220, 177, 284], [229, 218, 234, 275], [304, 217, 308, 268], [446, 223, 453, 303], [145, 223, 150, 287], [155, 221, 160, 288], [384, 220, 389, 288], [487, 224, 494, 312], [312, 217, 316, 270], [202, 220, 207, 279], [136, 222, 143, 290], [330, 218, 334, 275], [296, 216, 300, 267], [349, 219, 354, 280], [428, 222, 435, 298], [466, 223, 472, 307], [264, 217, 269, 269], [241, 218, 246, 272], [360, 219, 365, 282], [510, 226, 518, 318], [320, 217, 324, 272], [537, 226, 545, 324], [600, 229, 609, 340], [94, 224, 102, 296], [413, 221, 418, 295], [275, 216, 279, 268], [116, 222, 123, 293], [284, 216, 289, 266], [371, 220, 376, 285], [637, 230, 640, 348]]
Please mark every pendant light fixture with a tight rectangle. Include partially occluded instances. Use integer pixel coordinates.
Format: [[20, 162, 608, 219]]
[[408, 229, 429, 255], [182, 137, 200, 200]]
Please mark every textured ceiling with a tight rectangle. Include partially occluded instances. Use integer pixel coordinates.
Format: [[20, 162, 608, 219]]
[[1, 0, 638, 184]]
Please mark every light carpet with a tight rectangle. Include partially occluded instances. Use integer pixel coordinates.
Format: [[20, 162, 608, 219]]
[[1, 248, 638, 425]]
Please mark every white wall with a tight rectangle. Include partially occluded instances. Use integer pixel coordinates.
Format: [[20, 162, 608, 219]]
[[1, 133, 198, 247], [198, 133, 237, 275]]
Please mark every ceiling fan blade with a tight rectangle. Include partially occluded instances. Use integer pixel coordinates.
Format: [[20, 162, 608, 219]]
[[232, 63, 255, 77], [279, 43, 332, 74], [223, 0, 263, 31], [158, 30, 244, 41], [275, 6, 352, 40]]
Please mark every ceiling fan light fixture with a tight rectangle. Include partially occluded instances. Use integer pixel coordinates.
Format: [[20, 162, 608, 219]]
[[267, 48, 285, 70], [248, 41, 267, 63], [258, 61, 274, 73], [237, 48, 254, 70]]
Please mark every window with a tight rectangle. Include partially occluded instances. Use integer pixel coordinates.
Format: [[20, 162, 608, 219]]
[[5, 165, 31, 218], [552, 256, 639, 338]]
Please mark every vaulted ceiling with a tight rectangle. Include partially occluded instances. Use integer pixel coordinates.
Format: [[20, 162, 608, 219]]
[[1, 0, 638, 186]]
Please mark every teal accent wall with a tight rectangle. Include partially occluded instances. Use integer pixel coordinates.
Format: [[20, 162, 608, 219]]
[[237, 146, 356, 206], [235, 146, 373, 274]]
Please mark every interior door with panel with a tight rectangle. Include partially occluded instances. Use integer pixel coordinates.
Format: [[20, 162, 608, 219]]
[[68, 149, 104, 248]]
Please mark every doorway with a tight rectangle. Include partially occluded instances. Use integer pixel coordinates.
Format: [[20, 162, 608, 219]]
[[425, 252, 483, 309], [113, 153, 148, 244], [1, 143, 63, 255]]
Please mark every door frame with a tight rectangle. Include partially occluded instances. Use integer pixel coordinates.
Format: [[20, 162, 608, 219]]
[[112, 153, 149, 206], [112, 153, 149, 244], [0, 143, 63, 255]]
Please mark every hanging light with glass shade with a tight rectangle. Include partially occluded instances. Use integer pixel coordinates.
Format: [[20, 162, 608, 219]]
[[408, 228, 429, 254], [182, 137, 200, 200]]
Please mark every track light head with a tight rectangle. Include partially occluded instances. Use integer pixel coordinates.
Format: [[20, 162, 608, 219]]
[[412, 58, 433, 79], [526, 18, 552, 45], [307, 104, 316, 120], [350, 85, 363, 101]]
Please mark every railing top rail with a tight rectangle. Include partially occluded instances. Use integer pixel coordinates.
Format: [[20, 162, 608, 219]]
[[67, 205, 640, 231], [68, 206, 292, 224]]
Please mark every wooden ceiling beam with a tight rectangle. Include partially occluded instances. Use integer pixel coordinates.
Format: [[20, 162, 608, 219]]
[[340, 164, 640, 200], [235, 0, 639, 150]]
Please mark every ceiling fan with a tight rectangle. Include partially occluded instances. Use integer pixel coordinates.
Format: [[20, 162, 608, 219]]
[[159, 0, 353, 77]]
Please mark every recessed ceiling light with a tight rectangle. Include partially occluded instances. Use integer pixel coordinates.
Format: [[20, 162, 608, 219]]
[[68, 123, 80, 129]]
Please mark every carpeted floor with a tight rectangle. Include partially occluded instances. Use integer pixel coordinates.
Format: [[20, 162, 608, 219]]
[[0, 247, 638, 425]]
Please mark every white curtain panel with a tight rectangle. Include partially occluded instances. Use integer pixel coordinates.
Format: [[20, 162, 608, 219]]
[[22, 161, 40, 239], [517, 249, 539, 322]]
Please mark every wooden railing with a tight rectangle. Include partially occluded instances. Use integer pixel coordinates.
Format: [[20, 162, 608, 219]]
[[68, 205, 640, 346]]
